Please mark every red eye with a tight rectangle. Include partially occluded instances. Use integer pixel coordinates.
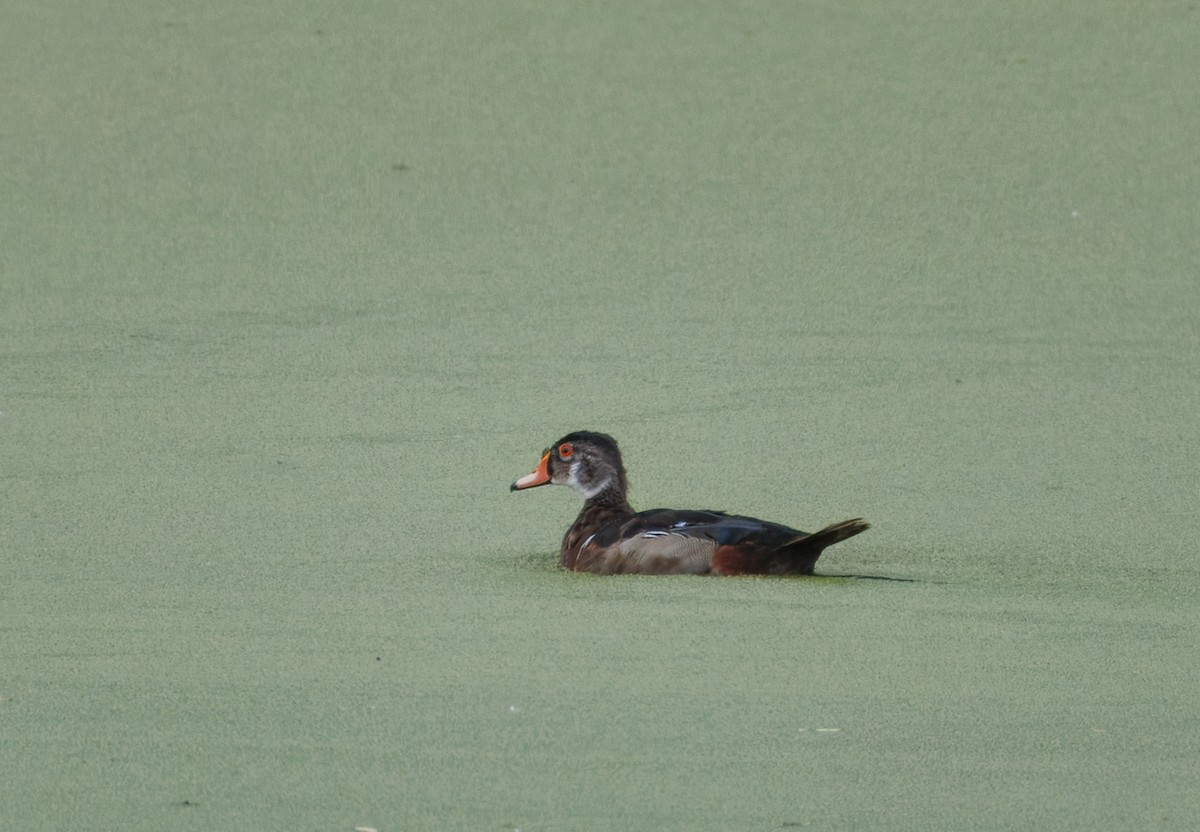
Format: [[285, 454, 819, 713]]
[[558, 443, 574, 459]]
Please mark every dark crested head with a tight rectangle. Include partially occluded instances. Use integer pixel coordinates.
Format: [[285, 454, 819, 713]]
[[555, 431, 622, 463], [510, 431, 629, 502]]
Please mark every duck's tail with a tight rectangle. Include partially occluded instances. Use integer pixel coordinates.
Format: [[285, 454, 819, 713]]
[[777, 518, 870, 575]]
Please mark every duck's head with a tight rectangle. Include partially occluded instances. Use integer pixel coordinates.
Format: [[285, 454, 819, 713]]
[[510, 431, 628, 501]]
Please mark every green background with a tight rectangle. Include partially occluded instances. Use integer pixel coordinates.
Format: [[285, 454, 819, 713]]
[[4, 2, 1198, 830]]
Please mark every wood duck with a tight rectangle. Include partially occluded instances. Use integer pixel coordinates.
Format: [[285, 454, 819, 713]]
[[511, 431, 869, 576]]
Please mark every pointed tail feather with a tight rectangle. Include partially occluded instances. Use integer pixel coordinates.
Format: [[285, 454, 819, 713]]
[[798, 518, 870, 549], [775, 518, 870, 575]]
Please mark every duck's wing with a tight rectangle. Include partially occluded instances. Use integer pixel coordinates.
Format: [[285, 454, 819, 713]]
[[576, 509, 804, 575]]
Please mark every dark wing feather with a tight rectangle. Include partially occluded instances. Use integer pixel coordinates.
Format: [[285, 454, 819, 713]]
[[630, 509, 807, 546], [578, 509, 811, 575]]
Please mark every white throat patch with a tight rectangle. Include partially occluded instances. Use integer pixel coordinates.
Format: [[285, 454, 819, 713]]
[[567, 460, 611, 500]]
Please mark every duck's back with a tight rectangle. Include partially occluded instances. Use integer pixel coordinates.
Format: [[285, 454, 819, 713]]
[[564, 508, 816, 575]]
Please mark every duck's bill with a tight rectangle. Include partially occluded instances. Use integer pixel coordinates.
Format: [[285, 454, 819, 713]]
[[511, 452, 551, 491]]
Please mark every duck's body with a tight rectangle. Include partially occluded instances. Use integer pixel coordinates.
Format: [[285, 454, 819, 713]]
[[511, 431, 868, 576]]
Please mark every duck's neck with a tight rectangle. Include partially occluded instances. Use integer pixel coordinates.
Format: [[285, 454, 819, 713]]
[[561, 486, 634, 568], [582, 481, 633, 513]]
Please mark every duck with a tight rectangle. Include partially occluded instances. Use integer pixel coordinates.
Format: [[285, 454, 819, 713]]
[[510, 431, 869, 576]]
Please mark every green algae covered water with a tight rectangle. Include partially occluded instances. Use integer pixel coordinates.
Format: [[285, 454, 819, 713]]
[[3, 2, 1199, 829]]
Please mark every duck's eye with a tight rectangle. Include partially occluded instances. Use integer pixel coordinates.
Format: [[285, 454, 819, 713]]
[[558, 443, 574, 459]]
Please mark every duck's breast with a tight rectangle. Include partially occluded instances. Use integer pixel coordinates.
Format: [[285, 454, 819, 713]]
[[570, 509, 767, 575]]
